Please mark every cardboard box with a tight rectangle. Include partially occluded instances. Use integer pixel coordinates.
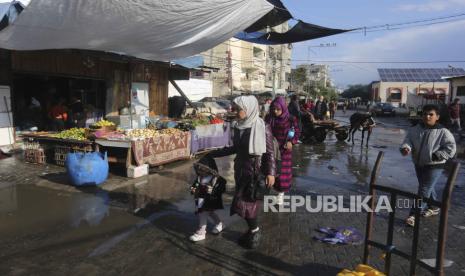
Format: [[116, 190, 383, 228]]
[[127, 164, 149, 178]]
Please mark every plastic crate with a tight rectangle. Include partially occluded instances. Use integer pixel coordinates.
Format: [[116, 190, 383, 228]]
[[24, 142, 46, 164], [54, 145, 93, 166]]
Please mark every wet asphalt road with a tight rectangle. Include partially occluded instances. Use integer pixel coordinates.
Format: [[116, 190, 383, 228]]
[[1, 110, 465, 275]]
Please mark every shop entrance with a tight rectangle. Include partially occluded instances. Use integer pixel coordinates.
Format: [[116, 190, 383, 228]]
[[12, 74, 106, 131]]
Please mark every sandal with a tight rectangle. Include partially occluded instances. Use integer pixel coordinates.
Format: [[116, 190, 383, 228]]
[[405, 216, 415, 227], [423, 208, 440, 217]]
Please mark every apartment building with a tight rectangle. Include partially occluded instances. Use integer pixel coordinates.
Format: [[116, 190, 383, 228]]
[[199, 23, 292, 97], [296, 64, 330, 89]]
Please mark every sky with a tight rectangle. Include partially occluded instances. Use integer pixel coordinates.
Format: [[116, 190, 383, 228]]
[[282, 0, 465, 88]]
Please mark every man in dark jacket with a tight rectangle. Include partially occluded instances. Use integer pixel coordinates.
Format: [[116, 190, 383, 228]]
[[314, 96, 328, 120], [401, 104, 456, 227], [288, 95, 305, 132], [287, 95, 301, 118], [69, 96, 85, 127]]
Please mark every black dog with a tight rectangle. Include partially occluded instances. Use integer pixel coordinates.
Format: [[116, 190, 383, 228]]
[[347, 113, 376, 147]]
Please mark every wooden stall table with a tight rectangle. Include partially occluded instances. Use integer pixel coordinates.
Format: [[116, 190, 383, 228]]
[[95, 130, 191, 176], [131, 131, 191, 167], [94, 139, 132, 168]]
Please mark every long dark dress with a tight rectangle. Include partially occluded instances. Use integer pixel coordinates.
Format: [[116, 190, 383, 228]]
[[265, 115, 300, 192], [210, 125, 275, 219]]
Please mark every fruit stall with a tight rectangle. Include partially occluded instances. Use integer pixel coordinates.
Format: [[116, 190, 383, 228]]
[[20, 115, 230, 177]]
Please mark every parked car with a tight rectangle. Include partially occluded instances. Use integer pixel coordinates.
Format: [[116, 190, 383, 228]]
[[199, 97, 232, 112], [202, 101, 228, 114], [369, 102, 396, 116], [337, 98, 346, 109], [185, 101, 228, 115]]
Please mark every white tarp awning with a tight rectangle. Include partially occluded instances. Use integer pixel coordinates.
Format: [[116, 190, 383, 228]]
[[0, 0, 273, 61]]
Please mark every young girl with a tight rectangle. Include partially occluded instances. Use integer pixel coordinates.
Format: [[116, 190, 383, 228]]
[[265, 96, 300, 205], [189, 155, 226, 242]]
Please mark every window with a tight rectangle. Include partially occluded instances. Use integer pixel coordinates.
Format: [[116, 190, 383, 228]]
[[457, 86, 465, 96], [389, 88, 402, 101]]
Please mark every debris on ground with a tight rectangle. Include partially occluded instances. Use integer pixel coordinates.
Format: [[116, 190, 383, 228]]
[[313, 226, 363, 245], [328, 165, 340, 175], [452, 225, 465, 230], [371, 145, 387, 149], [420, 258, 453, 268], [310, 154, 322, 160], [0, 149, 12, 160]]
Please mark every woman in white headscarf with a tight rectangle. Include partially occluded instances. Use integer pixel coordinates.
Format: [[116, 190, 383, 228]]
[[209, 95, 275, 249]]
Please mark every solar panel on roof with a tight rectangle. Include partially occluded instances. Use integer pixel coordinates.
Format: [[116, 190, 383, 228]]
[[378, 68, 465, 82]]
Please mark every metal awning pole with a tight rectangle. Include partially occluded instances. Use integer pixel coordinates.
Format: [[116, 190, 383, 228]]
[[169, 79, 197, 110], [129, 62, 133, 129], [3, 96, 13, 145]]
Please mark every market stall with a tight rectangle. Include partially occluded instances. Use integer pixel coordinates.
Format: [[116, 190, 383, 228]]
[[190, 122, 231, 155], [95, 127, 190, 164], [20, 114, 230, 177]]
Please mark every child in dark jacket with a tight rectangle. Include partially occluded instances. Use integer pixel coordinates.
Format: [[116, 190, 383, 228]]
[[189, 155, 226, 242]]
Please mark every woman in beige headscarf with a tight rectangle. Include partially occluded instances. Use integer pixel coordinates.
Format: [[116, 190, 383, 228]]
[[209, 95, 275, 249]]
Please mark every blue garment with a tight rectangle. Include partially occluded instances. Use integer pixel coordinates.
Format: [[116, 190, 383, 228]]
[[313, 227, 363, 245], [410, 166, 444, 215]]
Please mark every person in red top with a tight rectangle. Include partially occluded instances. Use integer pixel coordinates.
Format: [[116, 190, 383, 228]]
[[448, 98, 461, 132], [302, 99, 314, 112], [48, 98, 68, 131]]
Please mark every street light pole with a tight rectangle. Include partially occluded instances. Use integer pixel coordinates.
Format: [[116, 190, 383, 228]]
[[227, 41, 233, 96], [272, 56, 276, 96]]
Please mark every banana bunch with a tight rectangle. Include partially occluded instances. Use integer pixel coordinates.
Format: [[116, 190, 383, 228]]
[[93, 120, 115, 127], [52, 128, 87, 140]]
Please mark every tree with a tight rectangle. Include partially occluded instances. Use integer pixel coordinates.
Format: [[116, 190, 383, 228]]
[[289, 67, 307, 90], [341, 84, 371, 100], [317, 85, 338, 101]]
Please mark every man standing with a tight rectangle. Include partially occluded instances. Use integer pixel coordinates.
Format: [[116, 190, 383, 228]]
[[449, 98, 461, 132], [288, 95, 302, 122], [48, 98, 68, 131], [69, 96, 85, 127], [314, 96, 327, 120], [401, 104, 456, 227], [328, 100, 337, 120]]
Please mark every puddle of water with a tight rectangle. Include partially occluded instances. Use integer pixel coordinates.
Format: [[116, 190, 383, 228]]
[[0, 185, 130, 239]]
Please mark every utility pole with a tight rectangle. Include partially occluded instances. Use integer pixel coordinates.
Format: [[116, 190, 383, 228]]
[[227, 42, 233, 95], [289, 68, 293, 92], [272, 50, 276, 96]]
